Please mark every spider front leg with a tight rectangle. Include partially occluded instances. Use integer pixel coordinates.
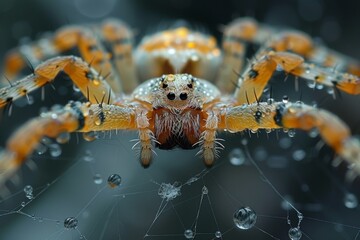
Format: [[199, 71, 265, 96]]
[[0, 101, 155, 186], [0, 56, 116, 108], [234, 51, 360, 105], [220, 101, 360, 178]]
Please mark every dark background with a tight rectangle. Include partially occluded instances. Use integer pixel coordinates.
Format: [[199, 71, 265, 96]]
[[0, 0, 360, 239]]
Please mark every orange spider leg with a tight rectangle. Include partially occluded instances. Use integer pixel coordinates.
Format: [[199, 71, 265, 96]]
[[215, 18, 257, 92], [234, 51, 360, 105], [100, 19, 138, 93], [0, 100, 157, 186], [0, 56, 116, 108], [221, 101, 360, 178]]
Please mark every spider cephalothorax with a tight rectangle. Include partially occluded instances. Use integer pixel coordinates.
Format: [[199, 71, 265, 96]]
[[0, 18, 360, 185]]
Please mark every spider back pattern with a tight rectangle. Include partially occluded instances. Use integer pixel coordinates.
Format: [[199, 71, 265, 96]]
[[0, 18, 360, 189]]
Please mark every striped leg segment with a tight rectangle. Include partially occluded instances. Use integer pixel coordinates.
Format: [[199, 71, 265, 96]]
[[100, 19, 138, 93], [221, 101, 360, 174], [0, 101, 143, 186], [0, 56, 116, 108], [233, 51, 360, 105]]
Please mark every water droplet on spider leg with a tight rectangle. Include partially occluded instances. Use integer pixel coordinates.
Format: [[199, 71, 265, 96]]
[[64, 217, 78, 229], [56, 132, 71, 144], [83, 131, 99, 142], [233, 206, 257, 230], [49, 143, 62, 157], [282, 95, 289, 103], [93, 174, 103, 185], [288, 227, 302, 240], [107, 174, 122, 188], [229, 148, 246, 166], [184, 229, 194, 239], [23, 185, 33, 200], [202, 186, 208, 195], [35, 143, 48, 155], [343, 193, 358, 209], [214, 231, 222, 238]]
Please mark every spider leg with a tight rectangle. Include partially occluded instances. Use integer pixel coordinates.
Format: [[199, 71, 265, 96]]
[[220, 101, 360, 176], [0, 56, 116, 109], [0, 100, 156, 186], [100, 19, 138, 93], [233, 51, 360, 105], [1, 20, 138, 94]]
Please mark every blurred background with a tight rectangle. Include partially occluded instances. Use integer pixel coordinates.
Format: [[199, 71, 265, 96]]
[[0, 0, 360, 239]]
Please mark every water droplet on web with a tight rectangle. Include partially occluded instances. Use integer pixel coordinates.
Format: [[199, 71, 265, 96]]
[[56, 132, 70, 144], [21, 201, 26, 207], [288, 227, 302, 240], [49, 143, 62, 157], [214, 231, 222, 238], [107, 174, 122, 188], [241, 138, 248, 146], [64, 217, 78, 229], [82, 150, 94, 162], [343, 193, 358, 209], [72, 84, 81, 92], [23, 185, 33, 199], [202, 186, 208, 194], [93, 174, 103, 184], [184, 229, 194, 239], [308, 128, 319, 138], [292, 149, 306, 161], [279, 137, 292, 149], [229, 148, 246, 166], [233, 206, 257, 230]]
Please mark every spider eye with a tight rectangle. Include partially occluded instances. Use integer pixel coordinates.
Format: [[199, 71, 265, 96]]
[[187, 84, 193, 88], [167, 92, 176, 100], [162, 83, 168, 88]]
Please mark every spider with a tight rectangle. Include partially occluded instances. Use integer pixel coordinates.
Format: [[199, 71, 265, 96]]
[[0, 17, 360, 187]]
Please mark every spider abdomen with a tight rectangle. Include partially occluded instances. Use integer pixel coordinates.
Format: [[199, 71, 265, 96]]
[[153, 108, 202, 150]]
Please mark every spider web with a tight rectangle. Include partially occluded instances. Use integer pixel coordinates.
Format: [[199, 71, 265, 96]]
[[1, 0, 360, 239]]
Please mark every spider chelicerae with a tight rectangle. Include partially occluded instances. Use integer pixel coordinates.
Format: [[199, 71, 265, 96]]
[[0, 17, 359, 187]]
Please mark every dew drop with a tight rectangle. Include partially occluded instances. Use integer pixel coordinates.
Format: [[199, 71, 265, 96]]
[[64, 217, 78, 229], [56, 132, 70, 144], [229, 148, 246, 166], [343, 193, 358, 209], [288, 227, 302, 240], [184, 229, 194, 239], [23, 185, 33, 200], [93, 174, 103, 185], [35, 143, 47, 155], [83, 131, 98, 142], [202, 186, 208, 195], [233, 206, 257, 230], [49, 143, 62, 157], [326, 87, 334, 95], [308, 128, 319, 138], [279, 137, 292, 149], [241, 138, 248, 146], [306, 81, 316, 89], [267, 98, 274, 105], [21, 201, 26, 207], [292, 149, 306, 161], [215, 231, 222, 238], [282, 95, 289, 103], [72, 84, 81, 92], [82, 150, 94, 162], [107, 174, 122, 188], [288, 129, 296, 138]]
